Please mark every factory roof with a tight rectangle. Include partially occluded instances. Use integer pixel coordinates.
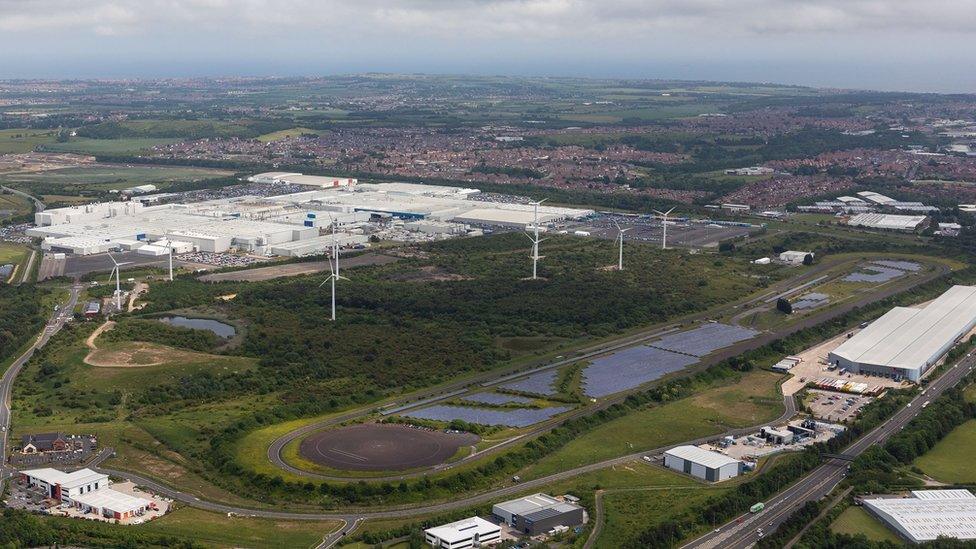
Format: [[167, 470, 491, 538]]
[[72, 488, 149, 513], [863, 490, 976, 542], [22, 467, 107, 490], [831, 285, 976, 372], [665, 445, 740, 469], [848, 213, 927, 230], [494, 493, 563, 516], [424, 517, 500, 543]]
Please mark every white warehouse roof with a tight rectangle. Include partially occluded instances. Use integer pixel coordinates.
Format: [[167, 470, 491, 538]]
[[848, 213, 927, 231], [664, 445, 740, 469], [863, 490, 976, 543], [494, 493, 562, 516], [425, 516, 500, 544], [22, 468, 107, 490], [73, 488, 150, 514], [830, 285, 976, 375]]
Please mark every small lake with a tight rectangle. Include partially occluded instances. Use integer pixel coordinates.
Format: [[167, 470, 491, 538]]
[[158, 316, 236, 338]]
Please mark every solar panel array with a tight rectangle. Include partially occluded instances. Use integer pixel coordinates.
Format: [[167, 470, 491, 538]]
[[873, 260, 921, 272], [843, 265, 904, 283], [650, 323, 759, 357], [499, 369, 559, 395], [793, 292, 830, 310], [461, 392, 534, 405], [402, 404, 571, 427], [581, 346, 697, 397]]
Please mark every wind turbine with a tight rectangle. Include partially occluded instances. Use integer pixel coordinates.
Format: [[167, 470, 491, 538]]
[[318, 220, 348, 321], [524, 199, 547, 280], [106, 252, 132, 311], [652, 207, 676, 250], [613, 221, 631, 270]]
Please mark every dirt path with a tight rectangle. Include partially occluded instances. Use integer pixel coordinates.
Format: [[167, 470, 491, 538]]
[[86, 320, 116, 351], [127, 282, 147, 312]]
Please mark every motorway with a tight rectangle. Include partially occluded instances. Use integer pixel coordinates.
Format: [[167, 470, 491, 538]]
[[683, 353, 975, 549]]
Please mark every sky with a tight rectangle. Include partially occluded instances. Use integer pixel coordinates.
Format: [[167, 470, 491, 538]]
[[1, 0, 975, 93]]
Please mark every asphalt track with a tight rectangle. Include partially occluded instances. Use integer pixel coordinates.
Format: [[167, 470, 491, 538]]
[[299, 424, 478, 471]]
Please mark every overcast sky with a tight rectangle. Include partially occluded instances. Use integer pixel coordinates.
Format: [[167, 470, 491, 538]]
[[2, 0, 975, 93]]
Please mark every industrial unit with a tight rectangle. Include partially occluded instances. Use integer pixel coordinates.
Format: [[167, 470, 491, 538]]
[[828, 285, 976, 381], [846, 213, 929, 231], [21, 468, 154, 521], [492, 493, 585, 535], [29, 177, 593, 257], [862, 490, 976, 543], [424, 516, 501, 548], [663, 445, 743, 481]]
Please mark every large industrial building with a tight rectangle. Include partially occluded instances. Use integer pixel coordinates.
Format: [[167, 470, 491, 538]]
[[846, 213, 929, 231], [424, 516, 501, 548], [663, 445, 743, 482], [492, 493, 585, 535], [21, 468, 153, 520], [828, 285, 976, 382], [862, 490, 976, 543], [28, 176, 593, 257]]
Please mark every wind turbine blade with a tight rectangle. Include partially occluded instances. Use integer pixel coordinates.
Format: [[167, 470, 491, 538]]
[[652, 210, 664, 217], [337, 275, 350, 281], [612, 220, 621, 231], [106, 252, 119, 266], [665, 207, 676, 215], [522, 232, 536, 243], [537, 198, 548, 204], [318, 279, 329, 288]]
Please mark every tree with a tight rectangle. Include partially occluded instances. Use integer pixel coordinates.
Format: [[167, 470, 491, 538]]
[[776, 298, 793, 315], [803, 253, 814, 266]]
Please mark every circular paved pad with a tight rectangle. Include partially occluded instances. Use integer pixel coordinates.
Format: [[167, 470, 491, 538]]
[[299, 423, 480, 472]]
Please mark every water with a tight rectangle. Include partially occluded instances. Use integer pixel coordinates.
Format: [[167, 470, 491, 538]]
[[158, 316, 236, 338]]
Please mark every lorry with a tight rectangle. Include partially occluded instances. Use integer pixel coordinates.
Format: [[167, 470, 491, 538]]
[[750, 502, 765, 513]]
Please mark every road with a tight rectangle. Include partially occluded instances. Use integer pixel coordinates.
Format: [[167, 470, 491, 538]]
[[0, 284, 81, 484], [0, 185, 45, 213], [683, 354, 975, 549]]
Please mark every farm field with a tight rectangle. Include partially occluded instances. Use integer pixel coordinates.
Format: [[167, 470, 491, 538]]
[[257, 127, 323, 142], [520, 369, 784, 478], [41, 137, 180, 155], [829, 506, 902, 544], [0, 164, 232, 192], [0, 242, 29, 267], [0, 128, 59, 153], [0, 191, 33, 220], [913, 419, 976, 483]]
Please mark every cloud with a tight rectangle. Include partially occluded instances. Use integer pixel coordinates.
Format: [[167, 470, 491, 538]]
[[1, 0, 975, 38]]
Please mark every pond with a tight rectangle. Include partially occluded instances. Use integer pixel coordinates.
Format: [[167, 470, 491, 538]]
[[158, 316, 236, 338]]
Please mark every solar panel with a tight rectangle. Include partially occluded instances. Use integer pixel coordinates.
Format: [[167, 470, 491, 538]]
[[872, 260, 921, 272], [650, 323, 759, 357], [843, 265, 904, 283], [462, 392, 534, 405], [402, 404, 571, 427], [582, 346, 697, 397], [499, 369, 559, 395]]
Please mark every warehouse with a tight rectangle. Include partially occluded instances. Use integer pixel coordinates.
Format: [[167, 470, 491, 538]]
[[664, 445, 743, 482], [22, 468, 107, 501], [424, 516, 501, 548], [492, 493, 585, 534], [847, 213, 928, 231], [72, 487, 152, 520], [828, 285, 976, 382], [863, 490, 976, 543]]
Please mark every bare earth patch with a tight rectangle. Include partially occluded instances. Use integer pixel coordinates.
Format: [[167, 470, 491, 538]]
[[85, 341, 228, 368]]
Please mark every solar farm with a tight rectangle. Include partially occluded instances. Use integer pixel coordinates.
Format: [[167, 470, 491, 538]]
[[498, 369, 559, 396], [582, 323, 758, 397], [402, 404, 572, 428], [461, 392, 535, 405], [843, 260, 921, 283]]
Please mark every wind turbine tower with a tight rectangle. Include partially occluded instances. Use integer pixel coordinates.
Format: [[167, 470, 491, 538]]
[[318, 221, 348, 321], [525, 199, 547, 279], [653, 207, 677, 250], [613, 221, 631, 270], [106, 253, 131, 311]]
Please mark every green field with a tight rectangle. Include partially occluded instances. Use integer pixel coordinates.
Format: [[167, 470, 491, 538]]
[[41, 137, 180, 155], [0, 128, 59, 153], [829, 506, 902, 544], [257, 127, 322, 142], [521, 369, 784, 478], [0, 191, 33, 221], [913, 419, 976, 483], [0, 165, 231, 192]]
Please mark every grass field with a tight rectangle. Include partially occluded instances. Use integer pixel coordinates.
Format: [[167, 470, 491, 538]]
[[913, 419, 976, 484], [0, 128, 58, 153], [41, 137, 180, 155], [0, 165, 231, 192], [0, 191, 33, 220], [257, 127, 322, 142], [829, 506, 902, 544], [520, 369, 784, 478]]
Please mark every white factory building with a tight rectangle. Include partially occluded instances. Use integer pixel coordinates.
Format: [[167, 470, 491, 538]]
[[847, 213, 929, 231], [863, 490, 976, 543], [663, 445, 743, 482], [828, 285, 976, 382], [424, 516, 501, 548], [21, 468, 153, 520], [28, 176, 593, 257]]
